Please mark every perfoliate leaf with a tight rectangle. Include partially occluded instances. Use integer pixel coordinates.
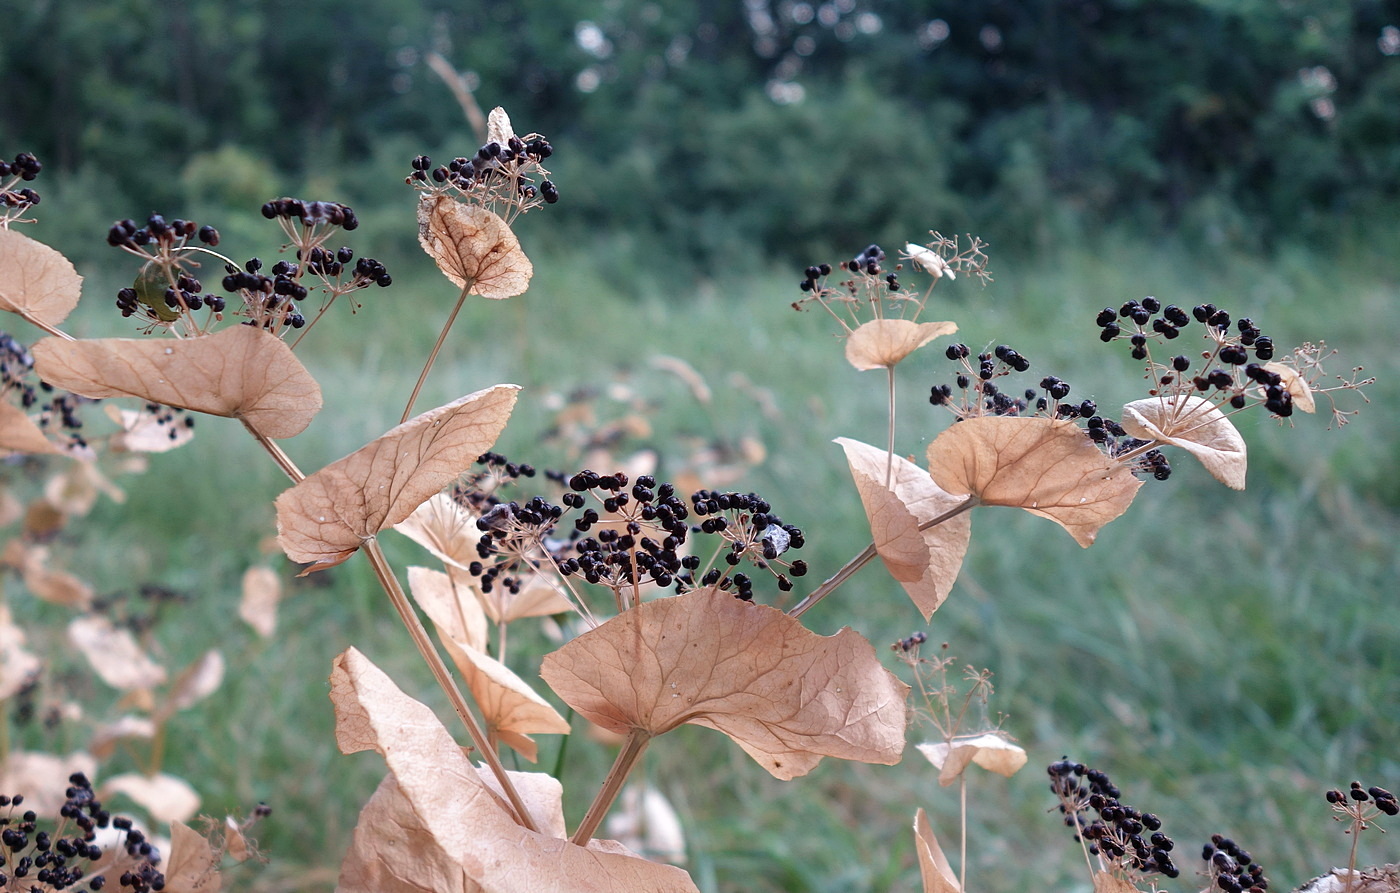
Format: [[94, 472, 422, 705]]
[[238, 565, 282, 638], [394, 492, 479, 570], [0, 402, 60, 455], [837, 438, 971, 619], [0, 227, 82, 328], [408, 565, 488, 652], [417, 196, 532, 298], [844, 319, 958, 371], [916, 732, 1028, 786], [1120, 395, 1247, 490], [68, 615, 167, 690], [914, 809, 961, 893], [275, 385, 518, 573], [451, 644, 571, 763], [32, 326, 322, 439], [100, 772, 201, 824], [927, 417, 1142, 547], [162, 821, 222, 893], [329, 648, 699, 893], [540, 587, 908, 780]]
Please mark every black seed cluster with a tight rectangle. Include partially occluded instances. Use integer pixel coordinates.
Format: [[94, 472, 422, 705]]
[[846, 243, 886, 276], [929, 343, 1052, 417], [0, 773, 165, 891], [797, 262, 833, 292], [1047, 759, 1180, 879], [689, 489, 806, 599], [218, 257, 307, 329], [108, 216, 224, 321], [260, 198, 358, 229], [1202, 834, 1269, 893], [892, 631, 928, 652], [554, 473, 695, 593], [299, 245, 392, 289], [0, 152, 42, 212], [451, 451, 538, 517], [1, 331, 36, 404], [107, 215, 219, 251], [409, 133, 556, 203], [1327, 781, 1399, 817]]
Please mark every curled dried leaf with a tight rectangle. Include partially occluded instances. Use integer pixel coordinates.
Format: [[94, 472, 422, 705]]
[[844, 319, 958, 371], [0, 401, 60, 454], [32, 326, 322, 439], [837, 438, 971, 619], [239, 566, 282, 638], [100, 772, 201, 824], [68, 615, 167, 690], [540, 587, 908, 780], [161, 821, 222, 893], [161, 650, 224, 716], [914, 808, 961, 893], [417, 196, 533, 298], [408, 565, 488, 652], [394, 492, 478, 569], [916, 732, 1028, 786], [1263, 361, 1316, 413], [275, 384, 518, 573], [486, 106, 516, 147], [1120, 395, 1247, 490], [906, 244, 955, 280], [0, 227, 83, 328], [452, 644, 571, 763], [927, 417, 1142, 547]]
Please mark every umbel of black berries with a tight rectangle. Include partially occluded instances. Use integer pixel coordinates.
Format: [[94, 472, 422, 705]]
[[1047, 759, 1181, 879], [260, 198, 358, 230], [847, 243, 886, 275], [0, 153, 43, 212], [1202, 834, 1269, 893], [797, 261, 833, 292]]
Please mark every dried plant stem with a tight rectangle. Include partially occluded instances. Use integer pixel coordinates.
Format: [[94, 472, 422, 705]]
[[23, 316, 73, 341], [361, 538, 540, 834], [241, 420, 305, 482], [401, 285, 470, 424], [571, 728, 652, 846], [788, 496, 978, 619], [885, 365, 896, 490], [959, 774, 968, 893]]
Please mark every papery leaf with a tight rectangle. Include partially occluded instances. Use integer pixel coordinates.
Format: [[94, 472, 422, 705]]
[[905, 244, 955, 280], [162, 650, 224, 716], [45, 459, 124, 516], [451, 563, 574, 625], [417, 196, 532, 298], [68, 615, 167, 690], [394, 492, 478, 569], [0, 751, 97, 815], [914, 809, 961, 893], [32, 326, 321, 439], [0, 401, 60, 454], [1263, 362, 1316, 414], [330, 648, 699, 893], [1120, 395, 1246, 490], [1093, 872, 1143, 893], [844, 319, 957, 371], [0, 227, 82, 328], [408, 565, 487, 652], [91, 715, 158, 761], [916, 732, 1028, 786], [451, 644, 571, 763], [927, 417, 1142, 547], [486, 106, 516, 147], [10, 542, 94, 608], [105, 404, 195, 453], [0, 605, 42, 700], [837, 438, 972, 619], [238, 566, 281, 638], [275, 384, 518, 573], [162, 821, 221, 893], [24, 497, 66, 538], [100, 772, 201, 823], [540, 587, 907, 780]]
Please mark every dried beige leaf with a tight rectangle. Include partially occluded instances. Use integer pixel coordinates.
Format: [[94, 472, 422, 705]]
[[162, 820, 222, 893], [0, 401, 59, 454], [239, 566, 282, 638], [330, 648, 699, 893], [100, 772, 201, 824], [32, 326, 322, 439], [650, 355, 712, 404], [24, 561, 94, 608], [452, 645, 571, 763], [68, 615, 167, 690], [0, 605, 41, 700], [394, 492, 479, 569], [162, 650, 224, 716], [1093, 871, 1143, 893], [450, 560, 574, 625], [837, 438, 972, 618], [45, 459, 124, 516], [417, 196, 533, 298], [540, 587, 908, 780], [0, 227, 83, 328], [905, 244, 955, 280], [916, 732, 1028, 786], [486, 106, 516, 147], [927, 417, 1142, 547], [275, 384, 519, 573], [90, 715, 158, 761], [224, 816, 252, 862], [1263, 361, 1316, 413], [23, 497, 67, 538], [0, 751, 97, 816], [844, 319, 958, 371], [1120, 395, 1247, 490], [914, 808, 961, 893], [105, 404, 196, 453], [408, 565, 488, 652]]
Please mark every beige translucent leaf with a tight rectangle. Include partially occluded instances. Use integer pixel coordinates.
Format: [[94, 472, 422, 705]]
[[11, 542, 94, 608], [451, 564, 574, 625], [0, 227, 83, 327], [32, 326, 322, 439], [161, 650, 224, 717], [394, 492, 479, 569], [1120, 395, 1247, 490], [451, 644, 570, 763], [239, 566, 281, 638], [330, 648, 699, 893], [275, 384, 519, 573], [916, 732, 1028, 786], [105, 404, 195, 453], [224, 816, 252, 862], [473, 763, 569, 842], [162, 820, 221, 893], [1093, 871, 1143, 893], [844, 319, 958, 371], [409, 565, 487, 652], [68, 615, 167, 690], [1263, 362, 1316, 413], [837, 438, 972, 619], [417, 196, 533, 298], [914, 808, 961, 893], [927, 417, 1142, 547], [905, 244, 955, 280], [100, 772, 201, 823], [540, 587, 908, 780], [606, 785, 687, 865], [91, 715, 158, 761], [0, 751, 97, 816], [0, 401, 59, 454], [46, 459, 124, 516], [0, 605, 42, 700], [486, 106, 516, 147]]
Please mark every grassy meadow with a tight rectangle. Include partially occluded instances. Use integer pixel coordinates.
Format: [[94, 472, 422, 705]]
[[4, 173, 1398, 893]]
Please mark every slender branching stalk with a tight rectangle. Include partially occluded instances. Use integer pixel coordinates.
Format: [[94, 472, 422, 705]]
[[402, 284, 471, 423], [572, 728, 652, 846]]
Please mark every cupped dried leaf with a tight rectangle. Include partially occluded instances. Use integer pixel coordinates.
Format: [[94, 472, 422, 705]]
[[408, 565, 487, 652], [0, 227, 83, 328], [275, 384, 519, 573], [161, 650, 224, 716], [927, 417, 1142, 547], [844, 319, 958, 371], [916, 732, 1028, 786], [162, 821, 221, 893], [837, 438, 972, 619], [540, 587, 908, 780], [239, 565, 282, 638], [1263, 361, 1316, 414], [394, 492, 478, 569], [68, 615, 167, 690], [90, 715, 158, 761], [486, 106, 516, 147], [105, 404, 196, 453], [0, 401, 60, 454], [417, 196, 533, 298], [1093, 872, 1143, 893], [1120, 395, 1247, 490], [450, 563, 573, 625], [32, 326, 322, 439], [0, 605, 41, 700], [906, 244, 955, 280], [914, 809, 961, 893], [452, 645, 570, 763], [100, 772, 201, 824], [0, 751, 97, 816], [330, 648, 699, 893]]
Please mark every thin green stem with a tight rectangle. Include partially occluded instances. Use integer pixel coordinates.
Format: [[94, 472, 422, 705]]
[[571, 728, 652, 846], [401, 285, 471, 424]]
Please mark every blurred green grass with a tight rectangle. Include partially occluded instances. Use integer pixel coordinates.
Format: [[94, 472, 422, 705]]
[[3, 182, 1398, 893]]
